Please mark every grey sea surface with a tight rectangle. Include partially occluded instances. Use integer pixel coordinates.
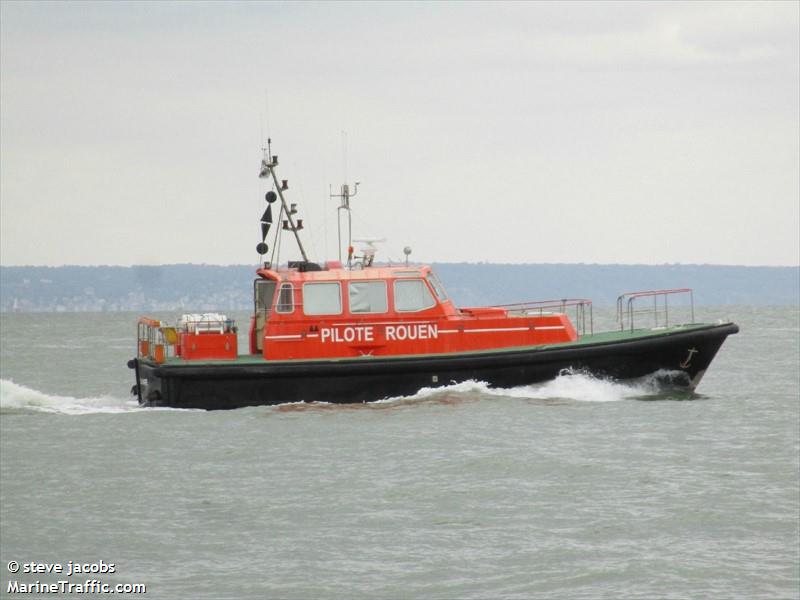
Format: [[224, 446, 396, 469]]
[[0, 306, 798, 599]]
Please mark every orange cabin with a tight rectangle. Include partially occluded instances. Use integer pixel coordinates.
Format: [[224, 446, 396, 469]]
[[248, 263, 577, 361]]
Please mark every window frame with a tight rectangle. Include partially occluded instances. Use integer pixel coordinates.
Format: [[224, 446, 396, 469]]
[[393, 278, 437, 313], [348, 280, 389, 315], [302, 281, 343, 316], [254, 279, 277, 313], [275, 282, 295, 314], [425, 272, 449, 302]]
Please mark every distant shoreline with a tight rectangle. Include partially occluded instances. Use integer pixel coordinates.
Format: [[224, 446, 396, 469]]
[[2, 262, 798, 268], [1, 263, 798, 312]]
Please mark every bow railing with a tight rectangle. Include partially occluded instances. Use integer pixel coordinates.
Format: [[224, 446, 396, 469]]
[[616, 289, 694, 332]]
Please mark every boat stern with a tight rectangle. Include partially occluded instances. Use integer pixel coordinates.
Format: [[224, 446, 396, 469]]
[[128, 358, 165, 406]]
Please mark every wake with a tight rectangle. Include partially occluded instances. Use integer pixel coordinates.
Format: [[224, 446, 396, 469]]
[[0, 379, 142, 415], [2, 369, 692, 416]]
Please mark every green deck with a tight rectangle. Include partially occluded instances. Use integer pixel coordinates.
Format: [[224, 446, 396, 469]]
[[153, 323, 716, 368]]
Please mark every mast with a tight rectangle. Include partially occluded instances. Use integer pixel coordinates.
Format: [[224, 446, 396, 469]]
[[257, 140, 309, 263]]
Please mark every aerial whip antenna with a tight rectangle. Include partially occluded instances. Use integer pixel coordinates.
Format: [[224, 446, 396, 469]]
[[331, 130, 361, 268]]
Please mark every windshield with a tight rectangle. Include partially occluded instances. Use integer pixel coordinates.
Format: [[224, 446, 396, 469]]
[[426, 272, 448, 302]]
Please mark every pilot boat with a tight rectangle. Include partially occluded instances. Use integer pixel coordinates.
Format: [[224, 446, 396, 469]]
[[129, 143, 739, 410]]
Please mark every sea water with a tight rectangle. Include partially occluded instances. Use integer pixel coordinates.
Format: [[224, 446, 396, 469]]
[[0, 307, 798, 599]]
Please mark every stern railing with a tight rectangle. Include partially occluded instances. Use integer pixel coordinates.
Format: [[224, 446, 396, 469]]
[[492, 299, 594, 336], [616, 288, 694, 332], [137, 317, 178, 364]]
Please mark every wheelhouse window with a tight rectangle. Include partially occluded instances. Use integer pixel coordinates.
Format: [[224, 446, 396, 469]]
[[254, 280, 277, 312], [303, 282, 342, 315], [349, 281, 388, 314], [394, 279, 436, 312], [426, 272, 448, 302], [276, 283, 295, 313]]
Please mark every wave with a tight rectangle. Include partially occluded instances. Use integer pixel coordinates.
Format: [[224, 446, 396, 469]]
[[486, 369, 690, 403], [388, 369, 690, 405], [276, 373, 684, 413], [0, 379, 142, 415]]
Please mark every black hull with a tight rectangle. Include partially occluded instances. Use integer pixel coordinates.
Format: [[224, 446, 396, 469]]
[[130, 323, 738, 410]]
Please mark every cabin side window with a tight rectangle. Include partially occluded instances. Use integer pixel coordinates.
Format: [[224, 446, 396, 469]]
[[303, 282, 342, 315], [394, 279, 436, 312], [276, 283, 295, 313], [349, 281, 388, 314], [426, 272, 448, 302]]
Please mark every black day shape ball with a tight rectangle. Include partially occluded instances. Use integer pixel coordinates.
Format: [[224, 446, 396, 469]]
[[256, 242, 269, 255], [265, 191, 277, 203]]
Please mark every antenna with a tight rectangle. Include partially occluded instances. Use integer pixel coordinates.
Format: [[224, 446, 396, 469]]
[[331, 180, 360, 268], [264, 89, 271, 143], [330, 131, 363, 268], [342, 130, 348, 183]]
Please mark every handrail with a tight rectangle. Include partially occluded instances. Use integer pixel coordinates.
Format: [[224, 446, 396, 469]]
[[137, 317, 176, 364], [491, 298, 594, 336], [616, 288, 694, 332]]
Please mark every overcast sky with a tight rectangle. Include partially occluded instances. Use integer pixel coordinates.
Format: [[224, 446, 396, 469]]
[[1, 1, 798, 267]]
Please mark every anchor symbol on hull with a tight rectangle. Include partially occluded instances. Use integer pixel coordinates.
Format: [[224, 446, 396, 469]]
[[679, 347, 699, 369]]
